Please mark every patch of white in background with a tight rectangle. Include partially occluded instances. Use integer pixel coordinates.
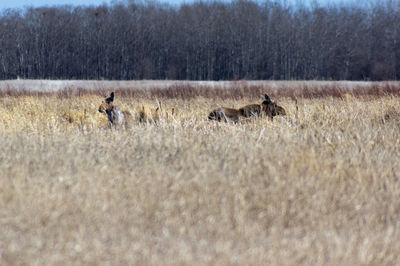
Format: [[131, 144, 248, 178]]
[[0, 79, 387, 92]]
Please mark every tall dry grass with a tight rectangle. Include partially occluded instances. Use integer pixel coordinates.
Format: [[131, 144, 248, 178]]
[[0, 85, 399, 265]]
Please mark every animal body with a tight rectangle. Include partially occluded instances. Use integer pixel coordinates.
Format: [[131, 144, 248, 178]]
[[208, 94, 286, 122], [98, 92, 133, 128], [208, 107, 244, 123]]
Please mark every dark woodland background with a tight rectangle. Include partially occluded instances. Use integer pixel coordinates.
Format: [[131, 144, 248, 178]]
[[1, 0, 399, 81]]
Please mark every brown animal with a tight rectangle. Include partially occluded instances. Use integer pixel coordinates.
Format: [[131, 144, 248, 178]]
[[208, 107, 244, 123], [238, 104, 263, 118], [208, 94, 286, 122], [98, 92, 133, 128], [259, 94, 286, 120]]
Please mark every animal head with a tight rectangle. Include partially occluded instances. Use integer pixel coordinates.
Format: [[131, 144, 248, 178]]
[[262, 102, 278, 117], [260, 93, 286, 118], [98, 92, 132, 128], [98, 92, 115, 114], [260, 94, 275, 116]]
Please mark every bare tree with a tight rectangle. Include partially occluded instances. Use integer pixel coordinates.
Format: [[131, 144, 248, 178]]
[[0, 0, 399, 81]]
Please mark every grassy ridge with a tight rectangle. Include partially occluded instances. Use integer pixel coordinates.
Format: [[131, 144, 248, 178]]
[[0, 85, 400, 264], [1, 81, 400, 100]]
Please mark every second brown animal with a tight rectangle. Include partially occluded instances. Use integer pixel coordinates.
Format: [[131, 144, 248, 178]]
[[208, 94, 286, 123]]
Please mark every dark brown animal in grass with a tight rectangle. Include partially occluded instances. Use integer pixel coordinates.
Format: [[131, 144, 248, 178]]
[[258, 94, 286, 120], [98, 92, 133, 128], [208, 107, 244, 123], [208, 94, 285, 122]]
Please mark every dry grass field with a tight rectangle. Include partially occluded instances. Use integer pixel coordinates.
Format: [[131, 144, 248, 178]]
[[0, 81, 400, 265]]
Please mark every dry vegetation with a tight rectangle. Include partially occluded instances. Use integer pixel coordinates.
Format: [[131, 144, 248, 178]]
[[0, 82, 400, 265]]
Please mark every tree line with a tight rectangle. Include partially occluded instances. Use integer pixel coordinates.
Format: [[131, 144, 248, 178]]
[[0, 0, 399, 81]]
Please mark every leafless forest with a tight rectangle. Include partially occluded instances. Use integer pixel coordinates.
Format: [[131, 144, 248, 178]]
[[1, 0, 400, 80]]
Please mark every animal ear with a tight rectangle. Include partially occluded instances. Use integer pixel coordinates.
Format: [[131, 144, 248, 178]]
[[262, 94, 272, 104], [106, 92, 114, 103]]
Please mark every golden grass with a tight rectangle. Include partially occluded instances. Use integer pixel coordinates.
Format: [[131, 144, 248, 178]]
[[0, 93, 399, 265]]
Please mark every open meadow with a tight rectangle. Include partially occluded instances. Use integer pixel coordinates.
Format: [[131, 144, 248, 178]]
[[0, 80, 400, 265]]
